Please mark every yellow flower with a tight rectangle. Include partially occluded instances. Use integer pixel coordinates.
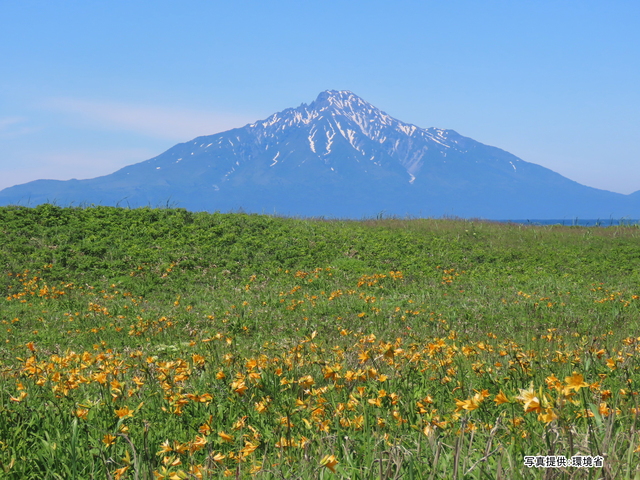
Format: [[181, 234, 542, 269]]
[[173, 441, 188, 455], [10, 391, 27, 402], [153, 466, 182, 480], [189, 435, 207, 454], [241, 440, 259, 457], [162, 455, 181, 467], [75, 408, 89, 420], [299, 375, 315, 389], [232, 416, 247, 431], [157, 439, 173, 455], [494, 390, 510, 405], [188, 465, 206, 479], [186, 393, 212, 404], [102, 434, 116, 448], [218, 431, 233, 443], [248, 368, 262, 383], [564, 372, 589, 393], [212, 452, 226, 463], [455, 390, 485, 413], [474, 389, 490, 400], [538, 407, 558, 425], [382, 344, 395, 358], [321, 454, 339, 473], [231, 380, 247, 396], [516, 383, 541, 414], [275, 437, 299, 448], [115, 406, 133, 418], [358, 351, 370, 364], [121, 450, 133, 465], [114, 466, 129, 480], [454, 396, 481, 413], [324, 364, 341, 381], [545, 374, 561, 389], [199, 423, 211, 435]]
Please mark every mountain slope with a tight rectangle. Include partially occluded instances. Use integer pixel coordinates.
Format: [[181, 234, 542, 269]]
[[1, 90, 638, 219]]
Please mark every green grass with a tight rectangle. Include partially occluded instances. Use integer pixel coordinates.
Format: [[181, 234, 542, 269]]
[[1, 204, 640, 479]]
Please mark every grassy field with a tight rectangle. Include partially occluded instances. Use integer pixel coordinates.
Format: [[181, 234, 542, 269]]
[[1, 204, 640, 479]]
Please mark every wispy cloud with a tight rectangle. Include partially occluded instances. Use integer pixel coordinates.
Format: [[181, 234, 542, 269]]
[[0, 147, 157, 191], [41, 98, 256, 140], [0, 117, 26, 129], [0, 117, 39, 139]]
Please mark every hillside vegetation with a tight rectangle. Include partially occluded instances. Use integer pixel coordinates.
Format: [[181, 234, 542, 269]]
[[1, 204, 640, 479]]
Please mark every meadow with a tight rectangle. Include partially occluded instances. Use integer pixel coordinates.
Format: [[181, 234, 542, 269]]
[[1, 204, 640, 479]]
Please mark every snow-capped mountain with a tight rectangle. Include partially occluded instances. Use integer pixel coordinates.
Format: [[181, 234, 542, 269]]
[[122, 89, 477, 189], [236, 90, 471, 185], [1, 90, 638, 219]]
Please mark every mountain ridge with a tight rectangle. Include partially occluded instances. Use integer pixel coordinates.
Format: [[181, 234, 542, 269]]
[[1, 90, 638, 219]]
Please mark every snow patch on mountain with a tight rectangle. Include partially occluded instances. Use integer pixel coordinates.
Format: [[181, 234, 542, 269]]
[[325, 129, 335, 155]]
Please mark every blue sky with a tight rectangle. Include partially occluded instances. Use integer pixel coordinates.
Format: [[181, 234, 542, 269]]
[[2, 1, 639, 194]]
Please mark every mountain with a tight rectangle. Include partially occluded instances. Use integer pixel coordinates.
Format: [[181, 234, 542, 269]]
[[1, 90, 638, 219]]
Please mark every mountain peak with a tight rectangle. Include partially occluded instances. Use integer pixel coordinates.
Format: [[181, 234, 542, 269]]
[[314, 89, 358, 104], [311, 90, 371, 112], [297, 90, 397, 141]]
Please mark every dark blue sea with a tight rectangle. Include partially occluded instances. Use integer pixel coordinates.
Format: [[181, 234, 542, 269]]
[[495, 219, 640, 227]]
